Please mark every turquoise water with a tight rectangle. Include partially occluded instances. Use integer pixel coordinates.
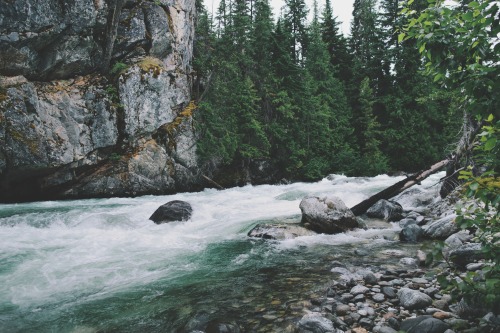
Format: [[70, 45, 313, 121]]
[[0, 174, 442, 332]]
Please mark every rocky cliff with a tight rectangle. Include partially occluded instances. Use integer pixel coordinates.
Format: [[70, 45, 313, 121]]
[[0, 0, 201, 202]]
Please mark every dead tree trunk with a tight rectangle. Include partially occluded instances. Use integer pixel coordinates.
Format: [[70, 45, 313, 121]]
[[350, 159, 451, 216]]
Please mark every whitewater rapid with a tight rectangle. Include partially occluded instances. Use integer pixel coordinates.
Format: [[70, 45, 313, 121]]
[[0, 173, 443, 332]]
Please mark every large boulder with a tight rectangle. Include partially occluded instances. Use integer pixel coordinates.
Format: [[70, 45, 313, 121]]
[[299, 196, 358, 234], [247, 223, 316, 240], [400, 316, 450, 333], [423, 215, 458, 239], [398, 288, 433, 310], [149, 200, 192, 224], [366, 200, 403, 221], [448, 243, 484, 268]]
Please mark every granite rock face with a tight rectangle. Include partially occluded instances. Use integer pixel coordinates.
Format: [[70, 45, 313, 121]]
[[0, 0, 199, 202]]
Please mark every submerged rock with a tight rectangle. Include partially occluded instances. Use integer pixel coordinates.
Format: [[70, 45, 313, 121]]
[[149, 200, 192, 224], [298, 312, 335, 333], [299, 196, 358, 234], [366, 200, 403, 221], [247, 223, 316, 240]]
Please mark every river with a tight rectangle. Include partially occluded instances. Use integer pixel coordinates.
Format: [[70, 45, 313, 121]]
[[0, 173, 443, 332]]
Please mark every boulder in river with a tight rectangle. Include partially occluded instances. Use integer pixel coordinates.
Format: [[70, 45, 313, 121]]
[[149, 200, 192, 224], [247, 223, 316, 240], [400, 224, 424, 242], [299, 196, 358, 234], [366, 200, 403, 221]]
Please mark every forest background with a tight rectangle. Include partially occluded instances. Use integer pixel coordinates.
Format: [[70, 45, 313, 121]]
[[192, 0, 463, 180]]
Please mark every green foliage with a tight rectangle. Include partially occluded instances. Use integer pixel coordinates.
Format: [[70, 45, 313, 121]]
[[193, 0, 460, 180], [110, 62, 128, 76], [403, 0, 500, 309]]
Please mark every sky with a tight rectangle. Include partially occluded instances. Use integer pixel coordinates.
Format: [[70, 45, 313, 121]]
[[204, 0, 356, 35]]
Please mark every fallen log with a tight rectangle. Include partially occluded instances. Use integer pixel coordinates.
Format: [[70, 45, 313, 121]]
[[202, 174, 225, 190], [350, 159, 450, 216]]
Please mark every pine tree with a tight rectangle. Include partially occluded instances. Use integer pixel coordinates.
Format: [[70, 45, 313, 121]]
[[320, 0, 351, 83], [284, 0, 309, 64], [358, 77, 388, 175]]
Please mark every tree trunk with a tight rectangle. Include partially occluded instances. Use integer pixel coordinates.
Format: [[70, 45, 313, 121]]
[[350, 159, 450, 216], [101, 0, 125, 72]]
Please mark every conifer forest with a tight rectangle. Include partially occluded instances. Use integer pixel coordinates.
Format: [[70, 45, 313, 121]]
[[192, 0, 466, 180]]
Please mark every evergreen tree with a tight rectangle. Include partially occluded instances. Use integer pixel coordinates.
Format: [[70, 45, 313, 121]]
[[320, 0, 351, 83], [350, 0, 383, 86], [301, 0, 354, 178], [284, 0, 309, 64], [358, 77, 388, 175]]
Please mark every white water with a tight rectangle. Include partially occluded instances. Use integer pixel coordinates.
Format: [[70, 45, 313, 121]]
[[0, 173, 443, 331]]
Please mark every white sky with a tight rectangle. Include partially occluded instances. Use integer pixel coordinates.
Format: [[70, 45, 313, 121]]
[[204, 0, 355, 35]]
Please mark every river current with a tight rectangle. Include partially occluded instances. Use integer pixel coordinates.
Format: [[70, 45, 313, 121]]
[[0, 173, 443, 332]]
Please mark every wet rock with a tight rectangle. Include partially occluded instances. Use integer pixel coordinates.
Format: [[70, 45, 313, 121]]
[[399, 257, 418, 268], [448, 243, 484, 268], [247, 223, 316, 240], [423, 215, 459, 240], [442, 232, 473, 258], [359, 269, 378, 285], [299, 196, 358, 234], [298, 312, 335, 333], [359, 317, 374, 330], [479, 312, 500, 331], [336, 304, 351, 316], [331, 267, 360, 288], [399, 218, 417, 228], [417, 250, 427, 265], [388, 317, 401, 330], [366, 200, 403, 221], [398, 288, 433, 310], [400, 224, 424, 242], [400, 316, 450, 333], [382, 286, 397, 298], [149, 200, 192, 224], [351, 285, 369, 296], [373, 293, 385, 303]]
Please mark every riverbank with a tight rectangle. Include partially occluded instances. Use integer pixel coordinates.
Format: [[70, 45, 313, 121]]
[[257, 187, 499, 333]]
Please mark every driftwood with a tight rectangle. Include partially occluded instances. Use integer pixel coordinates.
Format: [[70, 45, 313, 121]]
[[202, 174, 225, 190], [350, 159, 451, 216]]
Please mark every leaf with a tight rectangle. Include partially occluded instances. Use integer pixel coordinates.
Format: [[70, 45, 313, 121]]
[[484, 138, 497, 150], [434, 73, 443, 82], [398, 33, 406, 43]]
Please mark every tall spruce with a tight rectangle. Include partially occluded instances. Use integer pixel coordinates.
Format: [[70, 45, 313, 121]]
[[320, 0, 351, 83], [284, 0, 309, 64]]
